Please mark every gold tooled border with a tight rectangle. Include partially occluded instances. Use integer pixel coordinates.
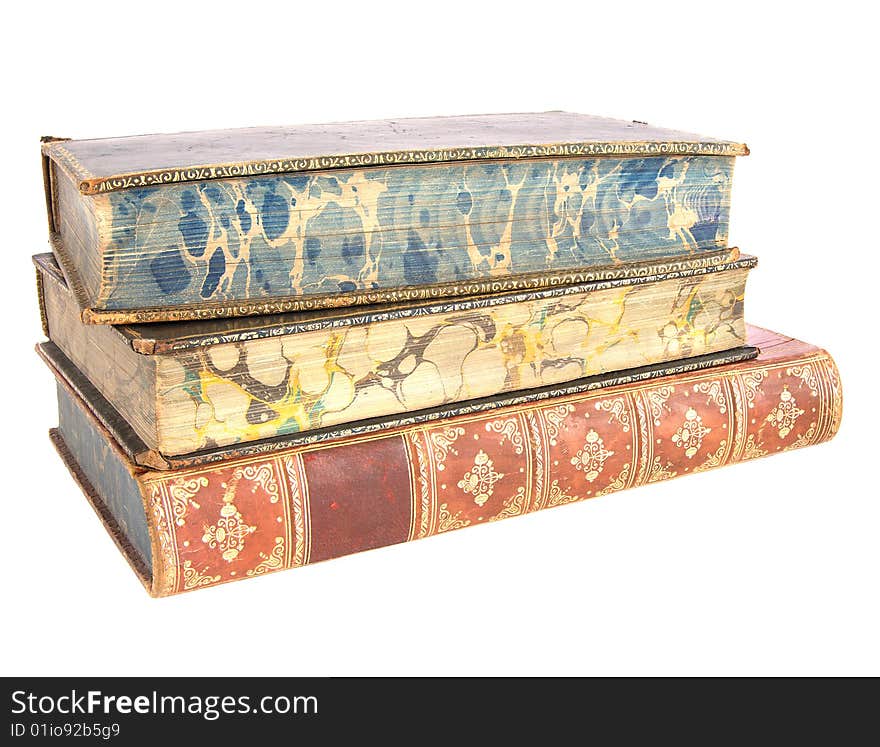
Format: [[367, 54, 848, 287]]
[[41, 139, 749, 195], [48, 428, 155, 595], [76, 247, 743, 326]]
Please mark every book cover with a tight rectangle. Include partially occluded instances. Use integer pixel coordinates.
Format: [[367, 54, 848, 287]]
[[42, 112, 747, 323], [46, 326, 841, 596], [37, 252, 755, 463]]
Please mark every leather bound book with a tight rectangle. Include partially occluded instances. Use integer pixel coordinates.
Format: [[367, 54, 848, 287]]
[[43, 326, 841, 596], [36, 251, 756, 465], [41, 112, 747, 324]]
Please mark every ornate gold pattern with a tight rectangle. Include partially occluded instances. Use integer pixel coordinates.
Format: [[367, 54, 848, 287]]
[[167, 476, 207, 527], [546, 480, 579, 507], [693, 441, 728, 473], [571, 430, 614, 482], [281, 455, 309, 567], [742, 433, 768, 461], [671, 408, 711, 458], [785, 422, 818, 451], [786, 364, 820, 396], [595, 462, 632, 497], [407, 432, 434, 540], [457, 450, 504, 507], [201, 476, 256, 562], [240, 463, 280, 504], [765, 386, 804, 439], [595, 397, 632, 432], [645, 384, 676, 425], [181, 560, 221, 590], [149, 483, 178, 596], [542, 404, 576, 446], [430, 427, 466, 470], [490, 486, 529, 521], [740, 370, 767, 408], [246, 537, 286, 577], [647, 456, 678, 483], [485, 418, 525, 454], [693, 380, 727, 413], [48, 139, 747, 196], [437, 503, 470, 533]]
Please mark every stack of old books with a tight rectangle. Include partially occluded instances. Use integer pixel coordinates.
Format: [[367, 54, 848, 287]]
[[36, 112, 841, 596]]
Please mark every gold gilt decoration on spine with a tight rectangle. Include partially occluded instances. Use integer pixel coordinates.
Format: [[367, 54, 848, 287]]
[[181, 560, 221, 590], [570, 430, 614, 483], [542, 404, 576, 446], [430, 427, 466, 470], [785, 423, 818, 451], [240, 463, 280, 504], [671, 408, 711, 458], [457, 450, 504, 508], [490, 486, 529, 521], [786, 364, 820, 396], [594, 396, 632, 432], [546, 480, 578, 508], [633, 393, 653, 484], [740, 370, 767, 408], [645, 384, 676, 425], [647, 455, 678, 483], [406, 431, 435, 540], [247, 537, 286, 577], [437, 503, 470, 533], [201, 473, 256, 562], [524, 411, 548, 512], [765, 386, 804, 439], [166, 477, 207, 527], [693, 441, 728, 473], [281, 455, 310, 567], [692, 380, 727, 412], [485, 418, 525, 454], [149, 482, 179, 596], [742, 434, 768, 461], [595, 463, 633, 497]]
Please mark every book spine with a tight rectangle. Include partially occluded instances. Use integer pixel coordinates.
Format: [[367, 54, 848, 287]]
[[141, 343, 842, 596]]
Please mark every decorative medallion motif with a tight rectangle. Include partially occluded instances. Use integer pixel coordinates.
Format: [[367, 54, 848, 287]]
[[765, 385, 804, 438], [671, 407, 711, 458], [570, 429, 614, 482], [201, 476, 256, 562], [457, 450, 504, 507]]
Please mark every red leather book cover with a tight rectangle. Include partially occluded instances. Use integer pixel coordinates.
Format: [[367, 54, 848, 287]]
[[49, 325, 842, 596]]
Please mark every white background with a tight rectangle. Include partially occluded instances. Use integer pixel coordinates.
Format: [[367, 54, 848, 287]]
[[1, 0, 876, 676]]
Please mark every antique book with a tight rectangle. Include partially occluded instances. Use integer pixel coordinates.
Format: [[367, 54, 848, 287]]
[[41, 112, 747, 324], [45, 325, 841, 596], [36, 251, 755, 464]]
